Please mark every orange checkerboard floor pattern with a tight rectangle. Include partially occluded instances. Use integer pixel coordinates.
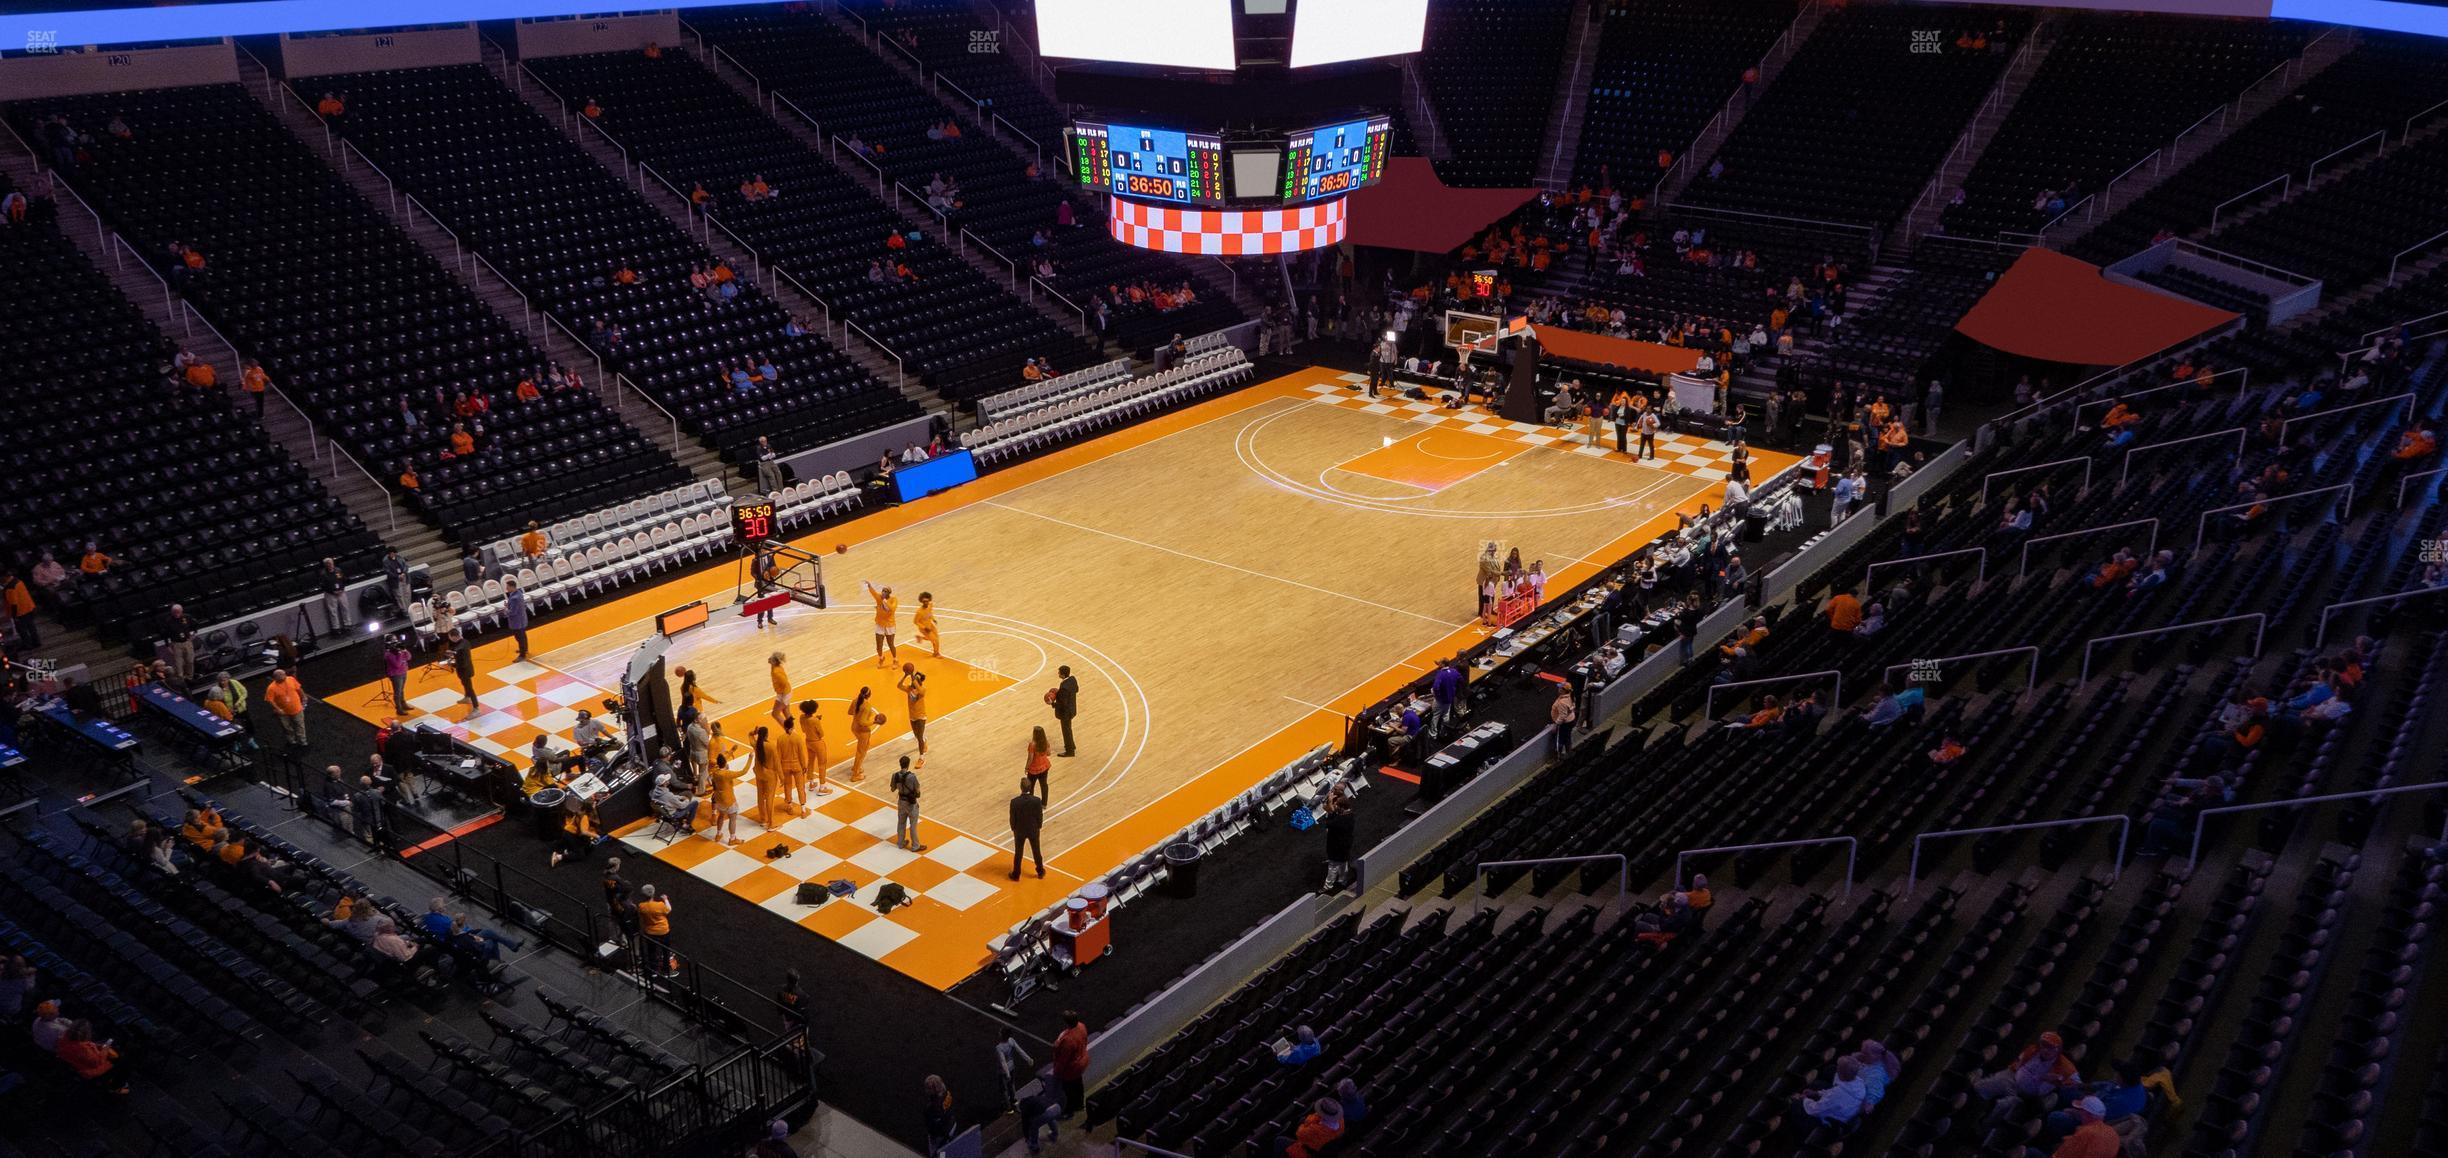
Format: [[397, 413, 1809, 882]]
[[344, 366, 1785, 991], [1302, 373, 1760, 480]]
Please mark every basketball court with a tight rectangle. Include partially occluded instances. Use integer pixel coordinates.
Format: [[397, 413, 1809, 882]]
[[337, 365, 1796, 988]]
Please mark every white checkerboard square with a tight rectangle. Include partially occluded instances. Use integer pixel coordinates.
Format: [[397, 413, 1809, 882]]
[[462, 709, 526, 737], [492, 661, 549, 683], [408, 688, 463, 714], [849, 843, 921, 875], [529, 706, 583, 734], [927, 873, 1000, 912], [777, 811, 844, 842], [925, 835, 998, 873], [476, 685, 533, 710], [836, 918, 918, 961], [775, 848, 843, 881], [690, 849, 769, 888], [848, 808, 900, 841], [538, 682, 601, 707]]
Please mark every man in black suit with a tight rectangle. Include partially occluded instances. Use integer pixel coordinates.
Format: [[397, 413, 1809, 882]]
[[1051, 665, 1080, 756], [1008, 778, 1045, 880]]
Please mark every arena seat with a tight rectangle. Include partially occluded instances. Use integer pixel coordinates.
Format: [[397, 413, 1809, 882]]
[[9, 86, 691, 546]]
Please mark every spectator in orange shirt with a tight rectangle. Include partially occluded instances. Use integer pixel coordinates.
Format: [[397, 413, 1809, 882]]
[[55, 1020, 127, 1094], [612, 260, 638, 285], [885, 230, 907, 251], [2394, 421, 2437, 460], [582, 97, 603, 119], [689, 182, 710, 205], [240, 359, 269, 414], [520, 521, 550, 559], [264, 667, 307, 748], [398, 463, 420, 491], [79, 542, 112, 575], [316, 91, 345, 117], [448, 425, 476, 457], [183, 357, 217, 389], [515, 377, 541, 403], [1282, 1097, 1346, 1158]]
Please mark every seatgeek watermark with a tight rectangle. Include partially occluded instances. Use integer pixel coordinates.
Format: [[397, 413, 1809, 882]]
[[25, 29, 58, 53], [970, 29, 999, 54]]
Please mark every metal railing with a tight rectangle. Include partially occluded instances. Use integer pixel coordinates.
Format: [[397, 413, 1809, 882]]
[[2193, 482, 2353, 552], [545, 311, 605, 386], [2308, 129, 2386, 185], [469, 250, 533, 334], [2122, 428, 2246, 482], [1886, 646, 2042, 692], [2211, 173, 2290, 230], [2399, 465, 2448, 508], [774, 266, 833, 331], [844, 318, 905, 389], [1704, 670, 1841, 717], [108, 232, 176, 317], [2409, 95, 2448, 141], [1910, 815, 2128, 893], [519, 60, 573, 125], [2187, 782, 2448, 868], [966, 227, 1020, 288], [339, 138, 401, 214], [2021, 519, 2159, 576], [2390, 228, 2448, 285], [2314, 586, 2448, 648], [1677, 837, 1856, 897], [1652, 0, 1817, 207], [401, 192, 462, 269], [773, 91, 820, 143], [880, 30, 925, 78], [1866, 546, 1988, 591], [2074, 366, 2249, 430], [578, 114, 632, 180], [835, 134, 887, 191], [1475, 854, 1630, 911], [1671, 202, 1881, 262], [2080, 613, 2267, 682], [705, 213, 762, 283], [937, 73, 980, 113], [712, 44, 762, 100], [1983, 456, 2093, 503], [615, 371, 685, 456], [1033, 276, 1087, 326]]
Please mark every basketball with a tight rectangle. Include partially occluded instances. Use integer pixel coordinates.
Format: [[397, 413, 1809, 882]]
[[834, 543, 848, 554]]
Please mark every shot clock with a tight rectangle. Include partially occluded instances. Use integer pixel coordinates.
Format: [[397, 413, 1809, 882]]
[[731, 498, 776, 545]]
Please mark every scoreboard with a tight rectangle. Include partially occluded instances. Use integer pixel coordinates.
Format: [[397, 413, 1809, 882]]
[[1282, 115, 1390, 205], [1073, 121, 1225, 205]]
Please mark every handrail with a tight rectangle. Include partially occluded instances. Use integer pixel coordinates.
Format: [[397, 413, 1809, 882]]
[[1033, 276, 1087, 326], [844, 318, 905, 389], [274, 79, 334, 155], [835, 135, 887, 190], [2188, 782, 2448, 869], [2211, 173, 2290, 230], [2170, 237, 2319, 286], [1652, 0, 1809, 206], [1983, 456, 2092, 503], [995, 114, 1042, 168], [774, 266, 833, 330], [616, 372, 684, 456], [2278, 392, 2415, 443], [2388, 227, 2448, 285], [705, 213, 763, 283], [712, 44, 762, 97], [2020, 519, 2159, 576], [1886, 646, 2042, 693], [1703, 670, 1841, 717], [2168, 104, 2223, 155], [470, 251, 533, 334], [638, 162, 691, 217], [108, 232, 175, 317], [339, 139, 400, 213], [895, 179, 947, 227], [578, 114, 631, 178], [773, 92, 820, 143], [2361, 307, 2448, 344], [2408, 96, 2448, 141], [519, 60, 571, 119], [401, 192, 462, 269], [544, 310, 604, 385], [938, 73, 981, 112], [2080, 613, 2267, 682], [1866, 546, 1988, 591], [2308, 129, 2387, 185], [2121, 428, 2246, 482], [965, 227, 1020, 288], [1672, 200, 1877, 240], [2398, 465, 2448, 509], [1476, 855, 1630, 912], [2075, 366, 2248, 430], [2314, 586, 2448, 648], [881, 29, 926, 78], [1676, 837, 1855, 898], [1910, 815, 2127, 893], [2193, 483, 2353, 552]]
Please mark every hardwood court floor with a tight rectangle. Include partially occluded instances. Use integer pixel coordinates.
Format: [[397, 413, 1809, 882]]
[[338, 366, 1793, 987]]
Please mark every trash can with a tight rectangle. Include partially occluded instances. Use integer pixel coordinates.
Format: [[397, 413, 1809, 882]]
[[530, 789, 568, 840], [1162, 841, 1202, 899]]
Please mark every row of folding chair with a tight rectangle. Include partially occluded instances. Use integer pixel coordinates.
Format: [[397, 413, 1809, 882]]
[[973, 354, 1254, 464], [773, 472, 864, 530], [975, 358, 1132, 424], [485, 477, 728, 566]]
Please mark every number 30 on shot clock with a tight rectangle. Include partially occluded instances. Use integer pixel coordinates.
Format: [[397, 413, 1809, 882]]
[[731, 498, 776, 545]]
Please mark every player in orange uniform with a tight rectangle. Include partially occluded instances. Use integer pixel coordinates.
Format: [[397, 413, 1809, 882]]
[[798, 699, 834, 798], [865, 581, 900, 667], [772, 715, 807, 816], [767, 651, 792, 721], [913, 592, 942, 658], [848, 687, 883, 782], [707, 722, 743, 845]]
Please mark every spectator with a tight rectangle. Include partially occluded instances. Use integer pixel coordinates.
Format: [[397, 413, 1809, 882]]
[[1282, 1097, 1346, 1158], [994, 1028, 1034, 1110], [1336, 1078, 1368, 1125], [264, 667, 307, 748], [0, 956, 34, 1022], [1549, 684, 1578, 756], [1051, 1011, 1090, 1118], [638, 884, 673, 943], [29, 1000, 71, 1052], [56, 1019, 127, 1094], [1853, 1039, 1901, 1108], [1800, 1055, 1869, 1125], [1276, 1025, 1321, 1065], [1974, 1031, 2080, 1104], [921, 1074, 956, 1151], [2032, 1096, 2119, 1158], [751, 1119, 797, 1158], [370, 918, 418, 963]]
